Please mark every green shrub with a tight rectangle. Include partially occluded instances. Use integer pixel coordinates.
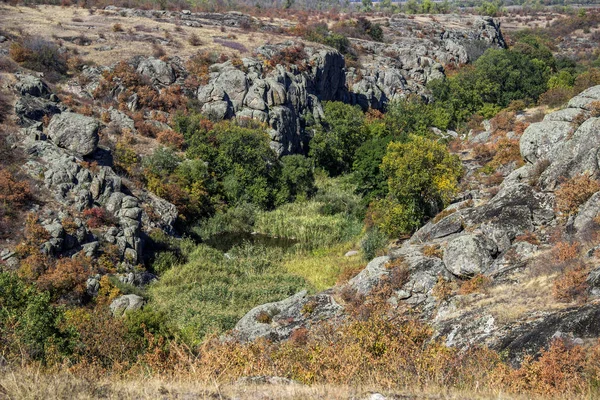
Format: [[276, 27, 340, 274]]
[[152, 251, 180, 275], [193, 203, 259, 238], [352, 136, 393, 204], [0, 272, 65, 361], [309, 102, 368, 176], [370, 136, 463, 237], [278, 155, 316, 204], [361, 227, 388, 260]]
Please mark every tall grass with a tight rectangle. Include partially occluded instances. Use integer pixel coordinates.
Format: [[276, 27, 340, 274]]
[[255, 202, 363, 250], [254, 175, 365, 250], [147, 244, 310, 344], [148, 175, 367, 342], [282, 242, 365, 291]]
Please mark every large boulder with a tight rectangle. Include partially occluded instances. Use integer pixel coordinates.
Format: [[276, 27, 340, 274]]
[[443, 234, 496, 278], [47, 112, 99, 156], [136, 57, 176, 86], [347, 256, 391, 295], [519, 120, 572, 164], [231, 290, 344, 343], [110, 294, 144, 316]]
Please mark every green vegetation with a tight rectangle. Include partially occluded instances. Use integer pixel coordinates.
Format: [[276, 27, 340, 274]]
[[369, 136, 463, 237], [148, 243, 307, 344]]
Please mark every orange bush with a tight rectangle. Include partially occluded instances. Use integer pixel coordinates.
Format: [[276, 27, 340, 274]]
[[37, 255, 97, 302], [499, 339, 588, 395], [552, 241, 580, 262], [0, 168, 32, 209], [83, 207, 117, 228], [553, 262, 589, 303], [555, 174, 600, 216], [459, 274, 491, 295], [514, 230, 540, 245]]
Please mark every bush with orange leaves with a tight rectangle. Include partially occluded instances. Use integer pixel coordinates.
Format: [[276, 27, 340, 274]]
[[37, 254, 98, 303], [496, 338, 600, 396], [459, 274, 491, 295], [83, 207, 118, 229], [555, 174, 600, 217], [552, 241, 580, 262], [157, 129, 185, 149], [553, 261, 589, 303], [0, 168, 32, 212]]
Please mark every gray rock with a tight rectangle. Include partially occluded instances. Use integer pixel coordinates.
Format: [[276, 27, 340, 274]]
[[537, 117, 600, 190], [136, 57, 176, 86], [16, 75, 52, 98], [347, 256, 390, 295], [236, 376, 299, 385], [344, 250, 359, 257], [574, 191, 600, 233], [443, 234, 495, 278], [231, 290, 343, 342], [110, 294, 144, 316], [109, 109, 135, 132], [519, 120, 572, 164], [15, 96, 61, 125], [47, 112, 99, 156], [86, 275, 100, 296]]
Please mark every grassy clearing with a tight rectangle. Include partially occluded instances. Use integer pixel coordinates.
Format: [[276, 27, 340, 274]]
[[254, 174, 364, 250], [255, 202, 363, 250], [147, 244, 309, 345], [148, 175, 369, 343], [282, 243, 365, 291]]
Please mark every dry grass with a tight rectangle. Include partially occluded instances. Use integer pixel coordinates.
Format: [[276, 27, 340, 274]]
[[0, 5, 286, 66], [441, 270, 568, 325], [0, 363, 595, 400]]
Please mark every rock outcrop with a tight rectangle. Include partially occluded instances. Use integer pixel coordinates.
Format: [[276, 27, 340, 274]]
[[233, 86, 600, 364], [73, 13, 504, 156], [46, 112, 100, 156], [12, 76, 178, 272]]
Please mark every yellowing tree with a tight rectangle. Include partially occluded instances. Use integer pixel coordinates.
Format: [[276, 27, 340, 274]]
[[370, 135, 463, 237]]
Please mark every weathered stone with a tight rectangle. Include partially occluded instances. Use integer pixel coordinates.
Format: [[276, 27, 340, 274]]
[[136, 57, 176, 86], [16, 75, 52, 98], [47, 112, 99, 156], [443, 234, 495, 278], [347, 256, 390, 295], [110, 294, 145, 316]]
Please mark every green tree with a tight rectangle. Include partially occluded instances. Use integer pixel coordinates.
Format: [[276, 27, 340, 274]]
[[370, 136, 463, 237], [309, 102, 368, 176], [277, 155, 316, 204], [474, 48, 551, 106], [384, 96, 450, 137], [352, 136, 393, 204], [0, 272, 65, 361], [422, 0, 433, 13]]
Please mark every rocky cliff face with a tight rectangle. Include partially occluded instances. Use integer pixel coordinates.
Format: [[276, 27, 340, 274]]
[[6, 75, 177, 290], [69, 12, 504, 156], [232, 86, 600, 364], [346, 15, 505, 110]]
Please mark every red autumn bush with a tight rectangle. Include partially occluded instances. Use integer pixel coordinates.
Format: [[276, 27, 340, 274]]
[[83, 207, 117, 228]]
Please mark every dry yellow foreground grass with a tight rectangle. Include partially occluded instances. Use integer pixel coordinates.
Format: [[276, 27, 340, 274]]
[[0, 4, 291, 66], [0, 367, 580, 400]]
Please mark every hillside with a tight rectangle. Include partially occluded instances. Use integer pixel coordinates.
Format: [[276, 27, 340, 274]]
[[2, 3, 600, 400]]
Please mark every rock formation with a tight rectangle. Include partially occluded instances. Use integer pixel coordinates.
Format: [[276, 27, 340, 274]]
[[233, 86, 600, 364]]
